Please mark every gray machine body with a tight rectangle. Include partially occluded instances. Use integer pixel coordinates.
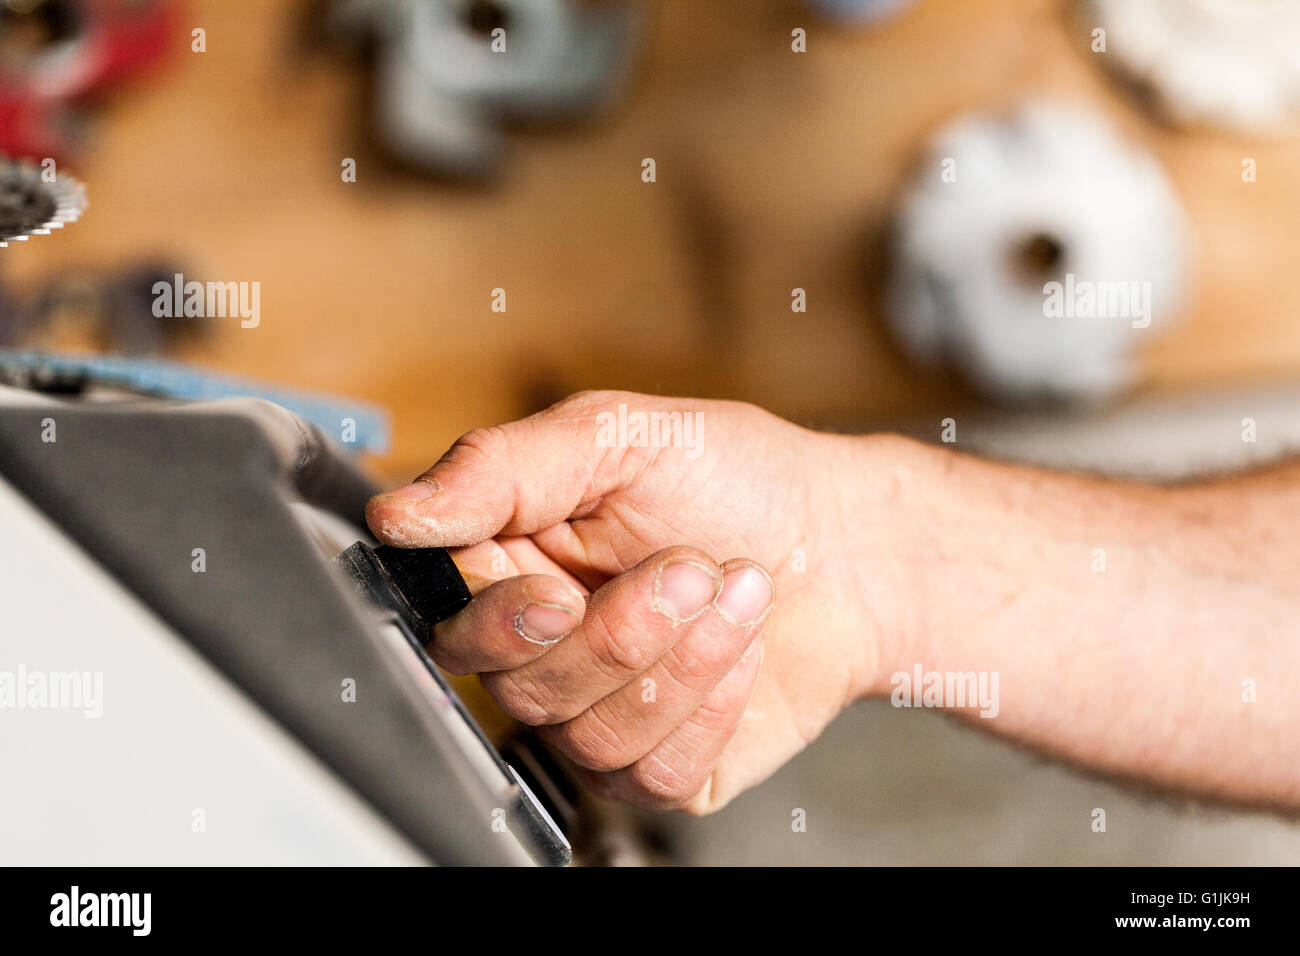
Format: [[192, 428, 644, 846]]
[[0, 387, 568, 865]]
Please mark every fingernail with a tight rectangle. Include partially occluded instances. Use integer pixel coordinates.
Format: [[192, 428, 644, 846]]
[[715, 564, 773, 627], [378, 476, 441, 502], [654, 561, 719, 622], [515, 602, 578, 646]]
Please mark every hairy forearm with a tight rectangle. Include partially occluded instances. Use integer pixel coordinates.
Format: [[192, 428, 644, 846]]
[[845, 435, 1300, 811]]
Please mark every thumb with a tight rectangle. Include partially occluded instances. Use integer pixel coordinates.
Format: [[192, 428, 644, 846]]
[[365, 393, 634, 548]]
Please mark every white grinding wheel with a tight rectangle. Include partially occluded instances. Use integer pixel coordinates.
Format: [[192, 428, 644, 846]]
[[1085, 0, 1300, 137], [887, 101, 1193, 405]]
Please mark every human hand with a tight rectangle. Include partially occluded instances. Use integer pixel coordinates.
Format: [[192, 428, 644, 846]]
[[367, 391, 907, 813]]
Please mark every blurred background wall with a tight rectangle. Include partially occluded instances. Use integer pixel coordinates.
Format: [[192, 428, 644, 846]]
[[6, 0, 1300, 481]]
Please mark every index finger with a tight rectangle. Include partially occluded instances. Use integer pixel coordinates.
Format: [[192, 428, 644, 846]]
[[364, 391, 684, 549]]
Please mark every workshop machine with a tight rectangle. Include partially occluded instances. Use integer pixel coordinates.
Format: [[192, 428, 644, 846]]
[[0, 379, 602, 865]]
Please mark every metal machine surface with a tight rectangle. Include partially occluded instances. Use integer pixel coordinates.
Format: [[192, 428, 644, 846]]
[[0, 384, 571, 865]]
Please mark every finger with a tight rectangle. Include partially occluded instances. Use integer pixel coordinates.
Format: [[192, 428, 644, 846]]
[[429, 573, 586, 676], [447, 540, 518, 594], [480, 545, 723, 726], [449, 537, 589, 596], [582, 639, 764, 812], [365, 392, 642, 549], [539, 560, 774, 771]]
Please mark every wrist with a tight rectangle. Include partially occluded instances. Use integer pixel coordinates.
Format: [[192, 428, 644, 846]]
[[818, 431, 948, 700]]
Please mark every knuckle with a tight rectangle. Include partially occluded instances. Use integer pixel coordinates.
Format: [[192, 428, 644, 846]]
[[731, 398, 780, 427], [627, 752, 699, 807], [449, 425, 511, 467], [692, 693, 742, 735], [583, 612, 656, 681], [481, 670, 561, 726], [662, 634, 733, 690], [559, 389, 630, 414], [551, 707, 637, 772]]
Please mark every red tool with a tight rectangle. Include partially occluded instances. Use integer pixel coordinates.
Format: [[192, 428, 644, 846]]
[[0, 0, 180, 162]]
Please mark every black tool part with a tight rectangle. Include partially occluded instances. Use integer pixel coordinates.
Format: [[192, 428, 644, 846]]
[[335, 540, 572, 866], [336, 543, 472, 642]]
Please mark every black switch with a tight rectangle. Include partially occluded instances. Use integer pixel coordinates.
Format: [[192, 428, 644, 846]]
[[335, 542, 473, 643]]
